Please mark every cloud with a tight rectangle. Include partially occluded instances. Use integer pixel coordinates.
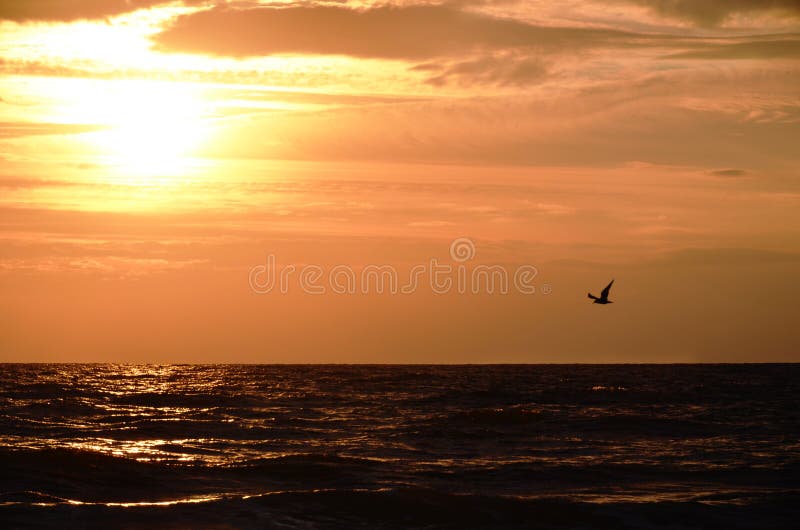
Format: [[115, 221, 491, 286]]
[[0, 256, 207, 276], [708, 168, 748, 177], [0, 122, 106, 138], [154, 4, 647, 59], [616, 0, 800, 27], [653, 247, 800, 266], [0, 0, 196, 22], [666, 38, 800, 60], [412, 52, 548, 86], [534, 203, 576, 215], [0, 178, 80, 189], [207, 64, 800, 168]]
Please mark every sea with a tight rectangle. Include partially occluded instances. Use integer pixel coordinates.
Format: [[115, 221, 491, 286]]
[[0, 364, 798, 529]]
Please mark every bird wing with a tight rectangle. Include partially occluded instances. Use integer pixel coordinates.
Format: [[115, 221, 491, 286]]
[[600, 279, 614, 299], [588, 293, 598, 300]]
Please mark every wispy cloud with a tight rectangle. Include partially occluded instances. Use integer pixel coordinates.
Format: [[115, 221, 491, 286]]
[[708, 168, 748, 178], [0, 122, 106, 138], [612, 0, 800, 27], [665, 38, 800, 59], [412, 52, 549, 86]]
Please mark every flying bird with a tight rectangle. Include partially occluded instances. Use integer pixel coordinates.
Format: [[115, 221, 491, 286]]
[[588, 279, 614, 304]]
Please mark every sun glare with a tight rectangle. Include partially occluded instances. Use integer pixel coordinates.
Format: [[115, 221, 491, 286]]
[[55, 79, 216, 183], [90, 81, 212, 181]]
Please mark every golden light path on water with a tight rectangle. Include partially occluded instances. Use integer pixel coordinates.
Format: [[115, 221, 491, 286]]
[[1, 362, 795, 526], [0, 488, 766, 509]]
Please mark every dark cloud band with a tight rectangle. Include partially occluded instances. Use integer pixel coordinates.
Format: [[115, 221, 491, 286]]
[[154, 5, 641, 59], [617, 0, 800, 27], [0, 0, 203, 22]]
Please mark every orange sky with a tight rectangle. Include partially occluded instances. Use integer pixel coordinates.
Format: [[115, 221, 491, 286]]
[[1, 1, 799, 362]]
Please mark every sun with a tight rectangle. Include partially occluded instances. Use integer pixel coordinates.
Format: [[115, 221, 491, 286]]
[[3, 7, 219, 184], [86, 80, 213, 182], [42, 78, 215, 184]]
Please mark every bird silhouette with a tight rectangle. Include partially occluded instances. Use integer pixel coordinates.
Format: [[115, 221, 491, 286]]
[[588, 279, 614, 304]]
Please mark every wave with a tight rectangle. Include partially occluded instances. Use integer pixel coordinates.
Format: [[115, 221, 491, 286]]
[[2, 364, 800, 528], [2, 486, 799, 529]]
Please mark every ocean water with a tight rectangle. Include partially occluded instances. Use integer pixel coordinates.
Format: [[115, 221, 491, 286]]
[[0, 364, 798, 529]]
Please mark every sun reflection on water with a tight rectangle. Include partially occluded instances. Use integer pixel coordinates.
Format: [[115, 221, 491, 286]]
[[3, 364, 795, 516]]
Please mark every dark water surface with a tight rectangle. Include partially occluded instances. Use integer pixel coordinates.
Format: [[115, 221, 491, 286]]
[[1, 364, 798, 529]]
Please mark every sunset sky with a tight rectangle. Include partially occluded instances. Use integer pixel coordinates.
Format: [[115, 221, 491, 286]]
[[1, 1, 799, 362]]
